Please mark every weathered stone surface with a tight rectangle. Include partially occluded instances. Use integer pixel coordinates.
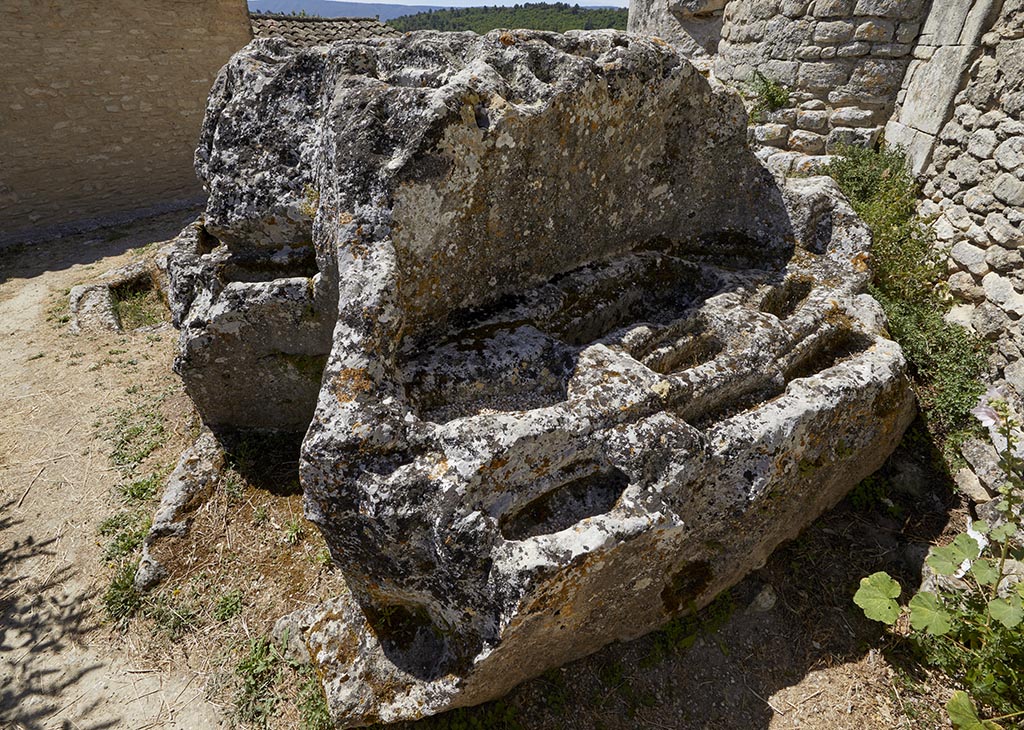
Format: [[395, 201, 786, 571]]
[[135, 430, 225, 591], [174, 30, 914, 728], [69, 259, 163, 335]]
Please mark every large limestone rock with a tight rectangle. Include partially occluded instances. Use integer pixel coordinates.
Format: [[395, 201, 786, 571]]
[[169, 29, 914, 727]]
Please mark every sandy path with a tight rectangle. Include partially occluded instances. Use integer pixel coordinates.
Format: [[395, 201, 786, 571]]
[[0, 213, 224, 730]]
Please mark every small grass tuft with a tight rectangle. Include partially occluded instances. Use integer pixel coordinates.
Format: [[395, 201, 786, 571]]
[[213, 588, 244, 622], [112, 280, 165, 329], [235, 637, 283, 728], [298, 665, 332, 730], [98, 511, 151, 561], [103, 560, 142, 624], [749, 70, 790, 121], [119, 470, 163, 503]]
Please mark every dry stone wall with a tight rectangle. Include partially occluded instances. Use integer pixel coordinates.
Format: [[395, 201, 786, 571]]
[[0, 0, 252, 244], [913, 0, 1024, 394], [713, 0, 925, 162]]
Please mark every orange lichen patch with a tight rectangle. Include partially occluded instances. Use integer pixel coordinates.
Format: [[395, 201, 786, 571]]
[[498, 32, 515, 46], [480, 455, 510, 474], [339, 211, 355, 225], [851, 251, 871, 272], [333, 368, 375, 403]]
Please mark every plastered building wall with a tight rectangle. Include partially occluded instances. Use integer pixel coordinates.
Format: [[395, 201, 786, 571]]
[[0, 0, 252, 243]]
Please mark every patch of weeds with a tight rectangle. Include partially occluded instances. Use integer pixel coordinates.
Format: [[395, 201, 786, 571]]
[[119, 470, 163, 503], [283, 518, 305, 546], [108, 397, 166, 468], [298, 665, 332, 730], [98, 511, 151, 561], [235, 637, 284, 728], [213, 588, 243, 622], [856, 392, 1024, 725], [824, 145, 985, 441], [253, 505, 270, 527], [103, 560, 142, 624], [144, 593, 199, 639], [642, 591, 735, 667], [848, 475, 900, 516], [46, 291, 71, 326], [541, 668, 569, 716], [223, 471, 244, 502], [112, 280, 165, 329], [748, 70, 789, 121]]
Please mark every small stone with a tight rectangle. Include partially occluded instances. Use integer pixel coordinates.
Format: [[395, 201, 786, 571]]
[[947, 271, 984, 302], [955, 104, 981, 130], [1004, 359, 1024, 397], [986, 246, 1022, 273], [964, 186, 996, 215], [797, 109, 830, 131], [825, 126, 880, 152], [815, 20, 855, 43], [749, 584, 778, 612], [994, 173, 1024, 206], [813, 0, 854, 18], [946, 204, 973, 231], [997, 118, 1024, 139], [854, 20, 894, 42], [830, 106, 877, 127], [754, 123, 791, 147], [788, 129, 827, 154], [951, 241, 989, 276], [871, 43, 912, 58], [961, 438, 1006, 494], [800, 99, 827, 110], [894, 21, 919, 43], [986, 213, 1024, 248], [982, 272, 1024, 317], [798, 61, 851, 91], [995, 137, 1024, 171], [967, 128, 998, 158], [946, 156, 981, 186], [972, 302, 1009, 340], [978, 110, 1006, 128], [852, 0, 922, 18], [954, 467, 993, 503], [945, 303, 975, 329], [837, 41, 871, 57]]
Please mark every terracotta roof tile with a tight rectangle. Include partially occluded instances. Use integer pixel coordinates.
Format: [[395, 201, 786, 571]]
[[250, 13, 401, 45]]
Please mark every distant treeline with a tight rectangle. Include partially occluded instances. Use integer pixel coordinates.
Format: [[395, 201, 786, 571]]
[[389, 3, 628, 33]]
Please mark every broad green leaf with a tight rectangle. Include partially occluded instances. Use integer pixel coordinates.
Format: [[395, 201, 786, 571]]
[[990, 522, 1017, 542], [854, 571, 901, 624], [927, 533, 981, 576], [1017, 582, 1024, 600], [946, 691, 1003, 730], [972, 520, 990, 535], [988, 596, 1024, 629], [970, 558, 999, 587], [908, 591, 951, 635]]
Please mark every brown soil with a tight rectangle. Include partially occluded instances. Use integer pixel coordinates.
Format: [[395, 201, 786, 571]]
[[0, 213, 960, 730]]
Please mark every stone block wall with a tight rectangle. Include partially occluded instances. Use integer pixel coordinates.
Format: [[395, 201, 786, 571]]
[[915, 0, 1024, 391], [0, 0, 252, 244], [713, 0, 925, 160]]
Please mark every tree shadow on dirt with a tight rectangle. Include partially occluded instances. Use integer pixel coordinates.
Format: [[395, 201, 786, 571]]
[[0, 208, 200, 286], [382, 417, 956, 730], [0, 503, 118, 730]]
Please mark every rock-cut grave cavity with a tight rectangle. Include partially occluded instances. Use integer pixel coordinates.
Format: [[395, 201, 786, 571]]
[[162, 29, 915, 727]]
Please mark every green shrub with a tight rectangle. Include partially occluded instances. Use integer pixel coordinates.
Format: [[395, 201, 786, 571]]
[[749, 70, 790, 121], [824, 145, 985, 439], [855, 393, 1024, 727], [235, 637, 283, 728], [103, 560, 142, 624]]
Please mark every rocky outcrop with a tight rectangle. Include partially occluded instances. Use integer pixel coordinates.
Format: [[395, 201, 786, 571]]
[[169, 29, 914, 727]]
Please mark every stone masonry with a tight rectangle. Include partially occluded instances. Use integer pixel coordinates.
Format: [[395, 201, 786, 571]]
[[713, 0, 926, 166], [0, 0, 252, 244]]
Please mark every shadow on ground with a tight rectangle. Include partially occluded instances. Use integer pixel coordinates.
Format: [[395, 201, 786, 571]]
[[0, 502, 116, 730], [0, 208, 201, 286], [377, 417, 956, 730]]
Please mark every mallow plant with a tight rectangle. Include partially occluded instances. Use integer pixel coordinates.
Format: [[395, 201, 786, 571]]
[[854, 387, 1024, 729]]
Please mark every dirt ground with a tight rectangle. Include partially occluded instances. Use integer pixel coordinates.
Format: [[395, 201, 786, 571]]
[[0, 212, 961, 730]]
